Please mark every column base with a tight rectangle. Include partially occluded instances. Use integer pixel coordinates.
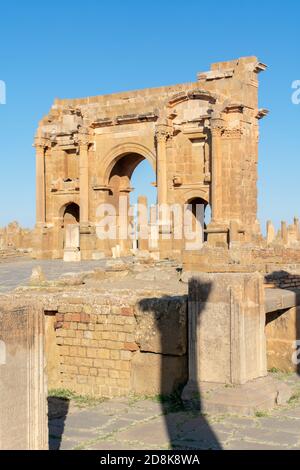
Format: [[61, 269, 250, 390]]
[[63, 248, 81, 262], [206, 222, 229, 248]]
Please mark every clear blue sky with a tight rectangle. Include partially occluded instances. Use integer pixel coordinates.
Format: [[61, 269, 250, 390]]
[[0, 0, 299, 230]]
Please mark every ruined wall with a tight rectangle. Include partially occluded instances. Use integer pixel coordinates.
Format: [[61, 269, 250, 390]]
[[183, 243, 300, 275], [0, 221, 34, 254], [46, 293, 187, 397]]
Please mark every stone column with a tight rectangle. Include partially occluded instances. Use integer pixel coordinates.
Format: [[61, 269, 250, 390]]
[[35, 145, 46, 227], [155, 125, 170, 207], [137, 195, 149, 251], [155, 124, 172, 257], [266, 220, 275, 245], [206, 117, 228, 247], [79, 135, 91, 259], [79, 138, 89, 227], [210, 117, 224, 223], [294, 217, 300, 241], [281, 221, 288, 245]]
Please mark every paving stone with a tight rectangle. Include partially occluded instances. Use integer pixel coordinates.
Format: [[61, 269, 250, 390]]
[[59, 439, 80, 450], [277, 406, 300, 419], [118, 410, 161, 421], [62, 427, 98, 440], [131, 400, 165, 415], [45, 376, 300, 451], [235, 427, 299, 446], [86, 440, 149, 450], [224, 440, 286, 450], [95, 402, 131, 416], [222, 417, 258, 428], [64, 410, 112, 430], [258, 417, 300, 435], [176, 415, 217, 434], [95, 418, 136, 435], [115, 419, 171, 446], [176, 428, 227, 448]]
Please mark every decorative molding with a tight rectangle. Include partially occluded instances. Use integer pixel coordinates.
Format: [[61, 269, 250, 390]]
[[223, 103, 245, 114], [92, 184, 112, 192], [91, 112, 158, 128], [254, 62, 267, 73], [221, 128, 243, 139]]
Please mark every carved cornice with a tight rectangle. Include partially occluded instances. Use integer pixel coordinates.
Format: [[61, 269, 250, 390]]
[[116, 113, 158, 124], [90, 112, 158, 129], [92, 184, 112, 192], [253, 62, 267, 73], [223, 103, 245, 114]]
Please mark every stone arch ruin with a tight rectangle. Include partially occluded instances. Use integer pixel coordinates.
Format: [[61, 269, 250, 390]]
[[33, 56, 267, 260]]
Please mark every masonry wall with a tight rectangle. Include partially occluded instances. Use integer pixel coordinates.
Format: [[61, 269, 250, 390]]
[[47, 294, 188, 397]]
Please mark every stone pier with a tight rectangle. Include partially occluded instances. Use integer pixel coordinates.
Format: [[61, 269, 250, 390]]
[[0, 300, 48, 450]]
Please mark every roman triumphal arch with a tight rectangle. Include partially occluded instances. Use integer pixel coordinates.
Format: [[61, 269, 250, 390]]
[[34, 56, 267, 260]]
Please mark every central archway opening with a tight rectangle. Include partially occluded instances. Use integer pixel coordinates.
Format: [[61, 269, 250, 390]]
[[107, 153, 157, 255]]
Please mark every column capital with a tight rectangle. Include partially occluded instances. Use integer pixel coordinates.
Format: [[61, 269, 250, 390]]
[[155, 125, 172, 144], [77, 127, 90, 149], [210, 117, 225, 136], [78, 137, 89, 149], [34, 138, 48, 152]]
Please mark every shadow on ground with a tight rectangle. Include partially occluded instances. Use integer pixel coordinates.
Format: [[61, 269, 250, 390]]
[[138, 278, 221, 450], [48, 396, 70, 450]]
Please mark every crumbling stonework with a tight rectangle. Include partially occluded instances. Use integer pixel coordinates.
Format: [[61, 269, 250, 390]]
[[0, 221, 33, 256]]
